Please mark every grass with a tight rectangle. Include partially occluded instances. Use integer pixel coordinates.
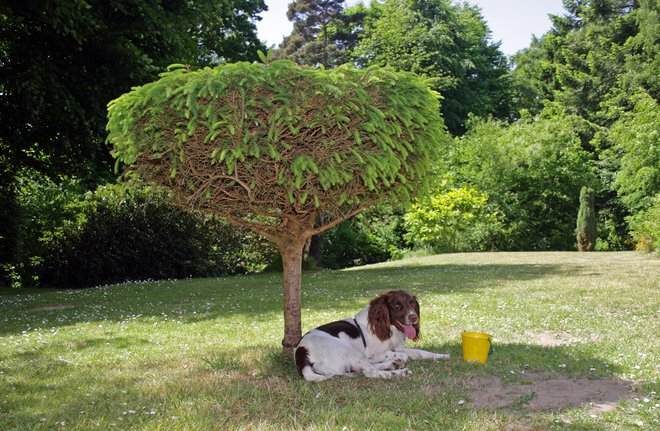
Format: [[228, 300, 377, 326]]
[[0, 251, 658, 430]]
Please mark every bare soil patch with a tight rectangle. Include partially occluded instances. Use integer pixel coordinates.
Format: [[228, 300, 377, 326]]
[[524, 330, 601, 347], [468, 373, 635, 413]]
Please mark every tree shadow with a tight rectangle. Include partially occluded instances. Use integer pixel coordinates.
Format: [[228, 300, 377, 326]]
[[0, 337, 643, 430], [0, 261, 574, 336]]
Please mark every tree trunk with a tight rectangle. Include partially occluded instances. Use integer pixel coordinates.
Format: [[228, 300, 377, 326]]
[[278, 238, 306, 355]]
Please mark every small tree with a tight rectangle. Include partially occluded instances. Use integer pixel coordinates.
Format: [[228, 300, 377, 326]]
[[107, 58, 449, 351], [576, 186, 597, 251]]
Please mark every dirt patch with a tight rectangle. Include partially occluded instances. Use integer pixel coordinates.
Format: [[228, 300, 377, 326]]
[[468, 374, 635, 413], [525, 331, 600, 347], [30, 304, 75, 312]]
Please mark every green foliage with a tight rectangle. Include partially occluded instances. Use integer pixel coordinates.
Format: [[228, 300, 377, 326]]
[[576, 186, 597, 251], [512, 0, 657, 122], [12, 175, 88, 287], [354, 0, 513, 135], [608, 92, 660, 213], [320, 206, 405, 268], [628, 193, 660, 254], [107, 60, 449, 238], [0, 0, 266, 182], [274, 1, 368, 67], [0, 139, 19, 285], [403, 183, 498, 252], [509, 0, 659, 251], [11, 180, 275, 288], [452, 110, 596, 250]]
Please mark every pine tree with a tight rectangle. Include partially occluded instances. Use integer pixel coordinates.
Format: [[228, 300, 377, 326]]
[[276, 0, 353, 67], [577, 186, 597, 251]]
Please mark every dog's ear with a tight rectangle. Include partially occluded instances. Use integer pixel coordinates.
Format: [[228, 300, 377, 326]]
[[413, 295, 421, 340], [368, 294, 392, 341]]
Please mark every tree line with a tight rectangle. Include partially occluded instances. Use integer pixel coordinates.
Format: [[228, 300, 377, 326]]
[[1, 0, 657, 288]]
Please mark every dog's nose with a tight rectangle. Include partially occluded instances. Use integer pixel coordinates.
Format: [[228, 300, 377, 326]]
[[409, 314, 418, 324]]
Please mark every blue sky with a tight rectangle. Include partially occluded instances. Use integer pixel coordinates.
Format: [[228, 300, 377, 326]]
[[256, 0, 566, 57]]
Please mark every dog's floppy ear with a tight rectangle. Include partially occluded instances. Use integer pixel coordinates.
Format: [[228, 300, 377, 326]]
[[368, 293, 392, 341], [413, 295, 421, 340]]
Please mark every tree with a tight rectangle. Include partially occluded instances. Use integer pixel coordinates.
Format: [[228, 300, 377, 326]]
[[0, 0, 266, 181], [354, 0, 513, 135], [107, 59, 449, 351], [275, 0, 366, 67], [576, 186, 597, 251], [609, 92, 660, 214]]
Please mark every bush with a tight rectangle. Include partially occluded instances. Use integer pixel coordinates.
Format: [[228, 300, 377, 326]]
[[576, 186, 597, 251], [628, 194, 660, 254], [452, 111, 596, 251], [12, 175, 87, 287], [403, 186, 498, 253], [13, 180, 276, 288], [320, 206, 405, 269]]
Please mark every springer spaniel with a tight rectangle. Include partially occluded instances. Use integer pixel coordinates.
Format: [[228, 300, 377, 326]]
[[294, 290, 449, 382]]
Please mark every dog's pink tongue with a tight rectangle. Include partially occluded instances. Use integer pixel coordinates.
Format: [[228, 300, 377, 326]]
[[402, 324, 417, 339]]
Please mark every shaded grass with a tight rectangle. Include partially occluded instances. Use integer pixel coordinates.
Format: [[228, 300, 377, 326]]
[[0, 252, 658, 430]]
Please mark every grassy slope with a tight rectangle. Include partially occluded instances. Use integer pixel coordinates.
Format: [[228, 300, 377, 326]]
[[0, 252, 658, 430]]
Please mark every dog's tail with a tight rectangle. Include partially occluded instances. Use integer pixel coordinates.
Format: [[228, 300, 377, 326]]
[[294, 346, 329, 382]]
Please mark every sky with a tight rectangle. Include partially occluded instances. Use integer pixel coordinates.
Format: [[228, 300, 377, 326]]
[[255, 0, 566, 57]]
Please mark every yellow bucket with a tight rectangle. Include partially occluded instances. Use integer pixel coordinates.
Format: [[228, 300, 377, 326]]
[[462, 331, 493, 364]]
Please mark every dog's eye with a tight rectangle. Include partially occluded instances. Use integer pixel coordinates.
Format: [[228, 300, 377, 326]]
[[392, 303, 402, 310]]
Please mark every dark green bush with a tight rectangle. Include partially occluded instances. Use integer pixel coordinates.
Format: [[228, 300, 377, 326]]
[[576, 186, 597, 251], [13, 180, 276, 288], [320, 206, 404, 269]]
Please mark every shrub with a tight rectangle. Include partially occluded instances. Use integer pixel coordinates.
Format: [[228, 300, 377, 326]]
[[403, 186, 499, 253], [320, 206, 405, 269], [576, 186, 597, 251], [628, 194, 660, 254], [12, 175, 87, 287], [13, 180, 275, 288]]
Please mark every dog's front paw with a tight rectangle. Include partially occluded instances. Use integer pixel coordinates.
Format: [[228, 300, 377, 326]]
[[432, 353, 450, 361], [394, 368, 412, 377], [385, 351, 409, 364]]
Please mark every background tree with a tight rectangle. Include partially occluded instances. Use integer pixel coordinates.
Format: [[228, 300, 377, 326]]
[[508, 0, 658, 249], [274, 0, 357, 67], [0, 0, 266, 181], [607, 91, 660, 252], [107, 60, 449, 350], [577, 186, 597, 251], [354, 0, 513, 135]]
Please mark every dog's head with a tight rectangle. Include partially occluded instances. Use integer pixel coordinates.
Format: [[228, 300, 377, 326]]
[[367, 290, 420, 342]]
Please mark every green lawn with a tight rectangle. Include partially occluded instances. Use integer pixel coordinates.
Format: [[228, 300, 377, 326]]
[[1, 252, 658, 430]]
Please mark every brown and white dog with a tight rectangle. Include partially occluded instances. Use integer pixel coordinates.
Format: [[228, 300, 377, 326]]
[[294, 290, 449, 381]]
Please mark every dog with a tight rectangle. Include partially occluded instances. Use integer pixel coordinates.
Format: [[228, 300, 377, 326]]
[[294, 290, 449, 381]]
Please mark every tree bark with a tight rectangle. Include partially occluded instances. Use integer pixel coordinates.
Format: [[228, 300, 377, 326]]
[[278, 238, 306, 355]]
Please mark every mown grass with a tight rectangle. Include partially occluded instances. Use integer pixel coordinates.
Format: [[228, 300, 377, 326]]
[[1, 252, 658, 430]]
